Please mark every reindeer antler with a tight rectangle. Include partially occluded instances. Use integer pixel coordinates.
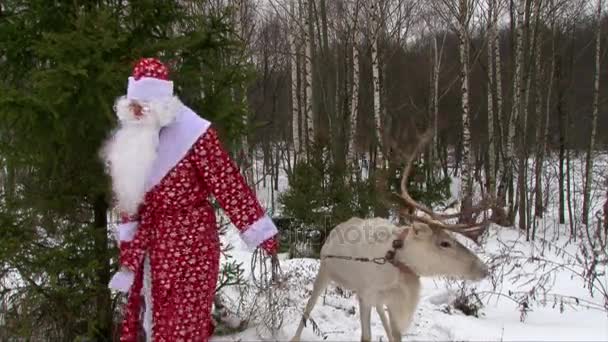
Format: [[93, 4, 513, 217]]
[[394, 128, 493, 243]]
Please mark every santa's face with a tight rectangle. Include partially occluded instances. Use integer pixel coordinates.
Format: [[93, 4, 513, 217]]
[[100, 96, 181, 215]]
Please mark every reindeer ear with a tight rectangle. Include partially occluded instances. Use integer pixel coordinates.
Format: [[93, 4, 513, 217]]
[[411, 222, 433, 238]]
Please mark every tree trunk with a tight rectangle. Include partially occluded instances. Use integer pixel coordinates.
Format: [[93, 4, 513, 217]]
[[3, 162, 15, 204], [487, 0, 497, 197], [431, 31, 446, 181], [527, 45, 542, 235], [535, 21, 556, 220], [520, 0, 538, 121], [504, 0, 526, 223], [582, 0, 602, 225], [567, 145, 575, 237], [458, 0, 473, 220], [333, 8, 347, 173], [520, 0, 543, 237], [604, 186, 608, 238], [349, 8, 361, 171], [93, 195, 111, 339], [297, 0, 307, 161], [290, 0, 301, 165], [317, 0, 338, 165], [557, 55, 566, 225], [432, 34, 440, 166], [371, 1, 384, 169], [319, 0, 330, 60], [495, 4, 506, 206], [456, 0, 475, 222], [233, 0, 255, 191], [275, 145, 280, 192], [516, 0, 530, 234], [302, 0, 314, 158]]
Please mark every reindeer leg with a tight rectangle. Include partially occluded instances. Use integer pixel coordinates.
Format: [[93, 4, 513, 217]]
[[358, 297, 372, 342], [376, 304, 393, 342], [386, 301, 415, 342], [291, 265, 330, 342]]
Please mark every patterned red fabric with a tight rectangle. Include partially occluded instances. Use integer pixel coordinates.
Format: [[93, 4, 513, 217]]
[[260, 235, 279, 255], [117, 127, 278, 341], [132, 58, 169, 81]]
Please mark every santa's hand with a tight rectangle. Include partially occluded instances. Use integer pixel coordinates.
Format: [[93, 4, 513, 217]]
[[260, 235, 279, 255], [108, 269, 135, 293]]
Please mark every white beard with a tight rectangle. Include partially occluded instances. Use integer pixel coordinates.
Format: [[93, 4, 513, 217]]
[[100, 95, 181, 215]]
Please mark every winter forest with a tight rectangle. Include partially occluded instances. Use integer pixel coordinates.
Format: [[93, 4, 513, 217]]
[[1, 0, 607, 341]]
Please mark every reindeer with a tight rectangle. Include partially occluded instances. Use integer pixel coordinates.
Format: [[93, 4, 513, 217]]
[[291, 132, 492, 342]]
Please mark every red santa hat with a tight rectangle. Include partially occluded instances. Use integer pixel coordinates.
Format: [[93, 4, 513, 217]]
[[127, 57, 173, 101]]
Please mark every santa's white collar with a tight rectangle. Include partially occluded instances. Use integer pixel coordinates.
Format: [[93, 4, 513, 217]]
[[145, 104, 211, 192]]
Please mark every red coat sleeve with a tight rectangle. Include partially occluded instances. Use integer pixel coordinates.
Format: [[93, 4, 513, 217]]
[[108, 212, 147, 293], [192, 127, 278, 253], [117, 212, 151, 273]]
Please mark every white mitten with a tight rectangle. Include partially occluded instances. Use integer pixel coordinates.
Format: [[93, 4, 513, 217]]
[[109, 269, 135, 293]]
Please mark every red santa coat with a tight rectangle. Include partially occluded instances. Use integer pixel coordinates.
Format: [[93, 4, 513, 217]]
[[109, 104, 278, 341]]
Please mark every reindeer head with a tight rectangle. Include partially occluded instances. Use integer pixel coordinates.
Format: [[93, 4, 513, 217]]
[[391, 128, 493, 281], [396, 222, 488, 281]]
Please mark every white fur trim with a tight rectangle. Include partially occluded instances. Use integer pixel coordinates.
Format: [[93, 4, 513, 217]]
[[240, 215, 278, 249], [142, 255, 153, 341], [127, 76, 173, 101], [145, 106, 211, 190], [108, 270, 135, 293], [116, 221, 138, 242]]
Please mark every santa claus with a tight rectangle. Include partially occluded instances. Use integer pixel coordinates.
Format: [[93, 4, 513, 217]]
[[100, 58, 279, 341]]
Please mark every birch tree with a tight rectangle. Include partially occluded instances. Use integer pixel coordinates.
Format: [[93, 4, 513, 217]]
[[582, 0, 603, 225], [300, 0, 314, 159], [502, 0, 526, 216], [494, 0, 506, 205], [486, 0, 498, 197], [557, 53, 566, 225], [368, 0, 385, 169], [317, 0, 346, 170], [431, 31, 447, 175], [535, 8, 557, 219], [519, 0, 543, 236], [289, 0, 301, 164], [348, 0, 362, 170], [434, 0, 477, 216], [299, 0, 307, 157], [457, 0, 475, 216], [232, 0, 256, 189], [421, 3, 448, 179]]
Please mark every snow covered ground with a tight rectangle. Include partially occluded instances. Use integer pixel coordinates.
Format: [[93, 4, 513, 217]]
[[210, 151, 608, 341], [212, 227, 608, 341]]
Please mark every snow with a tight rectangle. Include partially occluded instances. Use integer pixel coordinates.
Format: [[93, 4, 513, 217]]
[[3, 151, 605, 341], [212, 226, 608, 341], [211, 150, 608, 341]]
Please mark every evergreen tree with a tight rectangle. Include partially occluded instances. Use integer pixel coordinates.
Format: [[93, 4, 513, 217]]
[[0, 1, 252, 339]]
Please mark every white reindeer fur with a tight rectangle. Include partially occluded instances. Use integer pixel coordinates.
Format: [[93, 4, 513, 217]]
[[291, 217, 488, 342]]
